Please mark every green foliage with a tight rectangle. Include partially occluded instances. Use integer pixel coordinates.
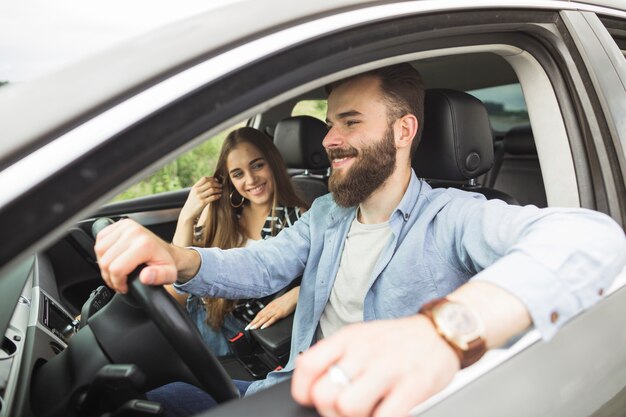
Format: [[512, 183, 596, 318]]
[[292, 99, 327, 121], [111, 130, 229, 202], [0, 81, 8, 88]]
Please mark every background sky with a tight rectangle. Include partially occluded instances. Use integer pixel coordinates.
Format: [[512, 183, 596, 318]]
[[0, 1, 527, 114], [0, 0, 234, 83]]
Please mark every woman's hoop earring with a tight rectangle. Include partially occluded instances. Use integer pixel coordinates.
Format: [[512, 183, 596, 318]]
[[230, 191, 245, 208]]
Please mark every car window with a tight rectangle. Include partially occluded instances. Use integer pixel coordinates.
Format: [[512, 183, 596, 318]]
[[466, 83, 529, 134], [111, 122, 244, 202], [291, 99, 327, 122]]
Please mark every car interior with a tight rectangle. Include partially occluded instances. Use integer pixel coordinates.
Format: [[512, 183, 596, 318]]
[[3, 30, 617, 415]]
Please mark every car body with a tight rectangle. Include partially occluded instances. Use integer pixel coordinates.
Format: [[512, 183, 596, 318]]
[[0, 1, 625, 416]]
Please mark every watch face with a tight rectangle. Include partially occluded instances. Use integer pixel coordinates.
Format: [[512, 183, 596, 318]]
[[434, 302, 481, 347]]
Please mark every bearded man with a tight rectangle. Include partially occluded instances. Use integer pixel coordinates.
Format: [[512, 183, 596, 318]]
[[95, 64, 626, 417]]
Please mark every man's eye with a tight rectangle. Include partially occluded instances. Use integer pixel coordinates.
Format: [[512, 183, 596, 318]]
[[346, 120, 360, 126]]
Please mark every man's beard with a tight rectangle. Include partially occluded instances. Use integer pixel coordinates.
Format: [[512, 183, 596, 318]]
[[328, 126, 396, 207]]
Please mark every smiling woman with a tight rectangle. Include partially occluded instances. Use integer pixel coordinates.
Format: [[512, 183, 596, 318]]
[[165, 127, 307, 360]]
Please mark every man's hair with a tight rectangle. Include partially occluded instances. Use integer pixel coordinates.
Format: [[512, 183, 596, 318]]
[[326, 63, 425, 156]]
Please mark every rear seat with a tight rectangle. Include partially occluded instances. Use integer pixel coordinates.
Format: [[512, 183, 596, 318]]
[[273, 115, 329, 206], [491, 125, 547, 207]]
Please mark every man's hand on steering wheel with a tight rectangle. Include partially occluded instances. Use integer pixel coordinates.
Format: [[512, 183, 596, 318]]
[[95, 219, 196, 293], [93, 218, 239, 403]]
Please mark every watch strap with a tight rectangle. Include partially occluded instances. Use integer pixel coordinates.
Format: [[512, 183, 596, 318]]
[[462, 336, 487, 369]]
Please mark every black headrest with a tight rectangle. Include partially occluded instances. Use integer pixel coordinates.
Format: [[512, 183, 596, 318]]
[[413, 89, 494, 181], [273, 116, 330, 170], [504, 125, 537, 155]]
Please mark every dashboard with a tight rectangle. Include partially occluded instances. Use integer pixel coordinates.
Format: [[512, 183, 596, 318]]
[[0, 255, 80, 417]]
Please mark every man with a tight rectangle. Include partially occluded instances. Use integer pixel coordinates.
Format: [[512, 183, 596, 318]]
[[96, 63, 626, 417]]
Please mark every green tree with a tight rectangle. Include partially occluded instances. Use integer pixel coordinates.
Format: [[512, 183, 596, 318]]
[[292, 99, 327, 121], [111, 126, 236, 202]]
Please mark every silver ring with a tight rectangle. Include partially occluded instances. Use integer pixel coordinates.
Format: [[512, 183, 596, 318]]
[[328, 364, 351, 386]]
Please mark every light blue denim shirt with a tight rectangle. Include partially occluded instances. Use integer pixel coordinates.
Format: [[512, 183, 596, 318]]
[[175, 171, 626, 395]]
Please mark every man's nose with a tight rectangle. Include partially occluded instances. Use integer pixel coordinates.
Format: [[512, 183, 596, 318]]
[[322, 126, 342, 150]]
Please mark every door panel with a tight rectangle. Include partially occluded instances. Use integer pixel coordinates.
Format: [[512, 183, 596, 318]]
[[46, 189, 187, 313]]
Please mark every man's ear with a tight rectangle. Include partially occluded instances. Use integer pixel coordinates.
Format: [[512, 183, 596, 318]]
[[395, 114, 418, 150]]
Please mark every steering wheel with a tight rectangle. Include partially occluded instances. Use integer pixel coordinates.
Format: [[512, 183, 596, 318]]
[[125, 268, 240, 403], [88, 218, 239, 403]]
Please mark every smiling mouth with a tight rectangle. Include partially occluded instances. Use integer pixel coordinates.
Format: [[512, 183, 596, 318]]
[[328, 147, 358, 168], [247, 183, 266, 195], [332, 156, 354, 168]]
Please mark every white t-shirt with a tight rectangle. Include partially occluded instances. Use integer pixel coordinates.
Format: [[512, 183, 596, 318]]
[[318, 215, 392, 338], [244, 238, 260, 247]]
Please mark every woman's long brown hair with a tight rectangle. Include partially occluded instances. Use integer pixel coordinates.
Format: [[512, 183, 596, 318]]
[[200, 127, 308, 329]]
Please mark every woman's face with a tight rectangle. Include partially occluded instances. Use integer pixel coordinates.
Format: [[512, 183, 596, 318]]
[[226, 142, 275, 208]]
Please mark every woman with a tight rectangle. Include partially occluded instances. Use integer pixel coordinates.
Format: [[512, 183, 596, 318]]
[[166, 127, 307, 357]]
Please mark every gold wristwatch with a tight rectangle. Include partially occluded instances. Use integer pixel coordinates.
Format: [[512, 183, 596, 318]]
[[419, 297, 487, 369]]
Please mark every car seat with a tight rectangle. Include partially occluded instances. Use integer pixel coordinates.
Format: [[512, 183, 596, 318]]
[[273, 115, 330, 206], [490, 125, 547, 207], [413, 89, 519, 204]]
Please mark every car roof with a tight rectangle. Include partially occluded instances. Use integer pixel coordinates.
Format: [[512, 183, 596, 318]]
[[0, 0, 623, 166], [0, 0, 367, 164]]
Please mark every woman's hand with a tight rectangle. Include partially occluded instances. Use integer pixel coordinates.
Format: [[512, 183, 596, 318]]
[[246, 287, 300, 330], [179, 177, 223, 223]]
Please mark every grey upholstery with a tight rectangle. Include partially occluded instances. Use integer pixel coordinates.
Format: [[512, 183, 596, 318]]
[[273, 116, 329, 206], [493, 125, 547, 207], [413, 89, 518, 204]]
